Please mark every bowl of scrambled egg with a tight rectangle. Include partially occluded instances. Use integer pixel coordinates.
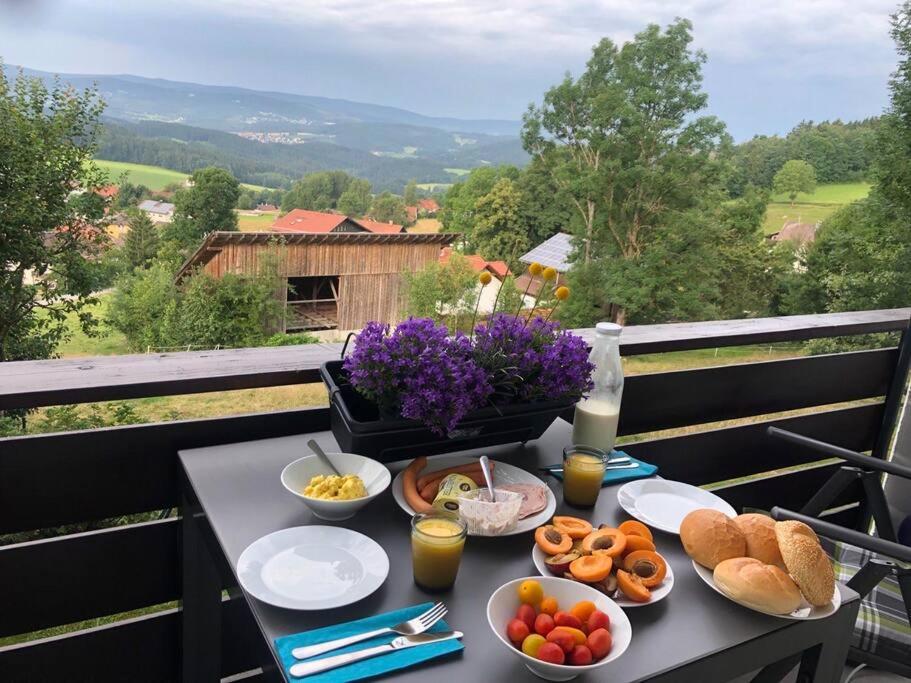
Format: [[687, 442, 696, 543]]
[[281, 452, 391, 520]]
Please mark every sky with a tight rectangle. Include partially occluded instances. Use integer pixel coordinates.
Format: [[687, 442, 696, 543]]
[[0, 0, 900, 140]]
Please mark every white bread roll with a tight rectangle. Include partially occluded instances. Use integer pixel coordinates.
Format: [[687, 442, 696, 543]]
[[714, 557, 803, 614], [733, 513, 785, 569], [775, 521, 835, 607], [680, 509, 746, 569]]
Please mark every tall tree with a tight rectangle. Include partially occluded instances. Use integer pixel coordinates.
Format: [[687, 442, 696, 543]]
[[0, 67, 106, 363], [439, 165, 520, 246], [337, 178, 373, 216], [281, 171, 355, 212], [124, 209, 159, 268], [772, 160, 817, 205], [472, 178, 530, 266], [523, 19, 729, 324], [403, 179, 419, 206], [369, 192, 407, 225], [164, 166, 239, 248]]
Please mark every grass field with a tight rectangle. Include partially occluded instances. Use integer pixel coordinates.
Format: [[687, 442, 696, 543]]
[[53, 295, 131, 357], [236, 210, 279, 231], [763, 181, 870, 234], [407, 218, 442, 233], [94, 159, 268, 192]]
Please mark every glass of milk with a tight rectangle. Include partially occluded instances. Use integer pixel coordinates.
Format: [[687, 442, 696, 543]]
[[572, 322, 623, 454]]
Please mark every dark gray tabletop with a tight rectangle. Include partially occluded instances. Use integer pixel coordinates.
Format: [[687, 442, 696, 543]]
[[179, 419, 857, 682]]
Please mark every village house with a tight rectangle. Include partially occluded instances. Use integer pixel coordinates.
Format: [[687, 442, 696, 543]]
[[176, 231, 455, 333], [138, 199, 175, 223], [405, 197, 441, 224], [438, 247, 534, 313], [769, 221, 819, 247], [271, 209, 403, 234], [255, 203, 278, 212], [517, 232, 573, 296]]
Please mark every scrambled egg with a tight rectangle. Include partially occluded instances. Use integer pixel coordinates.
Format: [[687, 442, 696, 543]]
[[303, 474, 367, 500]]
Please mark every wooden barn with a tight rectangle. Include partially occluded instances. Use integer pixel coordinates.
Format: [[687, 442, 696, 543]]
[[176, 231, 456, 332]]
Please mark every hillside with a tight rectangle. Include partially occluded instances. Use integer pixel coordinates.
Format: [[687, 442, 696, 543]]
[[763, 182, 871, 234]]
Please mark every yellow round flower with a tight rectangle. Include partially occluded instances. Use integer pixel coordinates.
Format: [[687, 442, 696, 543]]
[[555, 285, 570, 301], [478, 271, 493, 285], [542, 266, 558, 282], [528, 262, 543, 277]]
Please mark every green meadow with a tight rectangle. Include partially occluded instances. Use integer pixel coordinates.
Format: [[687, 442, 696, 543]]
[[763, 181, 871, 234]]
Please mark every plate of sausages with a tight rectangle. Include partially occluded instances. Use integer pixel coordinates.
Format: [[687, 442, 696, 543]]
[[391, 455, 556, 536]]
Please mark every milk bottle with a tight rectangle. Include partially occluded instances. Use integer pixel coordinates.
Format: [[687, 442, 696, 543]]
[[572, 322, 623, 452]]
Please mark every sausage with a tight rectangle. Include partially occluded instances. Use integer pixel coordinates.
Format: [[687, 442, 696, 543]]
[[402, 456, 433, 513], [419, 470, 491, 502], [415, 461, 494, 490]]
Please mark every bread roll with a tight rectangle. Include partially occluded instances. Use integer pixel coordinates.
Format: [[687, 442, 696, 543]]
[[680, 509, 746, 569], [733, 513, 785, 568], [775, 521, 835, 607], [714, 557, 802, 615]]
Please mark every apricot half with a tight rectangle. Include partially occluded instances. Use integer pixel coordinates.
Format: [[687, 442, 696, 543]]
[[619, 519, 654, 542], [624, 550, 667, 588], [622, 534, 656, 555], [569, 553, 613, 583], [617, 569, 651, 602], [581, 528, 627, 558], [535, 525, 572, 555], [553, 516, 593, 539]]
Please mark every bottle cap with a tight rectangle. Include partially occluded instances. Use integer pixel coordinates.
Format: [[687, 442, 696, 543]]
[[595, 322, 622, 336]]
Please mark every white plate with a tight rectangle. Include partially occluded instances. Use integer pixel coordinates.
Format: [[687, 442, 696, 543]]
[[691, 560, 841, 620], [617, 479, 736, 534], [391, 455, 556, 536], [531, 544, 674, 608], [236, 526, 389, 610]]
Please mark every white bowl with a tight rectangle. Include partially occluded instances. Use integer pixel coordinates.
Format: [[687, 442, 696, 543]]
[[487, 576, 631, 681], [280, 452, 391, 521]]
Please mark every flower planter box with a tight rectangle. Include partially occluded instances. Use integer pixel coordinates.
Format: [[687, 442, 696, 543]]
[[320, 360, 571, 462]]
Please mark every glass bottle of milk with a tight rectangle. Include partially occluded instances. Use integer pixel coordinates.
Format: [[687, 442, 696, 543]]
[[572, 322, 623, 453]]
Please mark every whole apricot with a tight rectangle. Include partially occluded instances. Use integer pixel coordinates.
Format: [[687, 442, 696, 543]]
[[569, 600, 597, 623], [507, 618, 530, 645], [534, 613, 555, 636], [545, 628, 576, 654], [586, 609, 610, 633], [539, 596, 559, 615], [518, 579, 544, 605], [568, 644, 594, 666], [553, 611, 584, 630], [587, 627, 613, 660], [521, 633, 547, 658], [536, 642, 565, 665], [515, 603, 536, 630]]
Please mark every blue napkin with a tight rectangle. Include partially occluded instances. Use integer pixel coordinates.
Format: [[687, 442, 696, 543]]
[[543, 450, 657, 486], [275, 602, 463, 681]]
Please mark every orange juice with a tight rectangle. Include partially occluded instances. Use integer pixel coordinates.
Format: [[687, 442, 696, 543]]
[[411, 513, 467, 591], [562, 447, 607, 507]]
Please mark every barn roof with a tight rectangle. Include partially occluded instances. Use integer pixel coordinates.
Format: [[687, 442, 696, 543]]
[[176, 231, 458, 280], [355, 217, 404, 234], [271, 209, 348, 233]]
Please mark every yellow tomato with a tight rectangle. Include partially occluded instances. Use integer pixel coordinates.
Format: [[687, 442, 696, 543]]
[[521, 634, 547, 658], [517, 579, 544, 605]]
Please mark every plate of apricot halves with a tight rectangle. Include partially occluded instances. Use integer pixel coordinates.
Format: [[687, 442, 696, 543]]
[[532, 517, 674, 608]]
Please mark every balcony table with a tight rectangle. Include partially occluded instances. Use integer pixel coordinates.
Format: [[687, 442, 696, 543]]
[[179, 419, 859, 683]]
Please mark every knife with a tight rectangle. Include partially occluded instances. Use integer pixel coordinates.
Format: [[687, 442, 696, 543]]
[[288, 631, 463, 678]]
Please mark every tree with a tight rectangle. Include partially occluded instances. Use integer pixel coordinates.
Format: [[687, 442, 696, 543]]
[[516, 157, 575, 246], [336, 178, 373, 216], [403, 179, 419, 205], [472, 178, 530, 267], [113, 180, 151, 210], [523, 20, 730, 324], [772, 160, 817, 205], [403, 253, 477, 331], [439, 165, 520, 246], [163, 166, 239, 248], [236, 190, 255, 210], [369, 192, 407, 225], [281, 171, 355, 212], [0, 66, 106, 363], [123, 209, 159, 268]]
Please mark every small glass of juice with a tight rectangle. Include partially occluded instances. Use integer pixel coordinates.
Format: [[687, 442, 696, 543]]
[[562, 445, 608, 507], [411, 513, 467, 592]]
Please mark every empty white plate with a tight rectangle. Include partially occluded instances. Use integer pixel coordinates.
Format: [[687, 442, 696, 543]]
[[236, 526, 389, 610], [691, 560, 841, 620], [617, 479, 736, 534]]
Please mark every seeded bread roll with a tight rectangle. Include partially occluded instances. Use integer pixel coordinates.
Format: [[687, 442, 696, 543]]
[[775, 520, 835, 607], [680, 509, 746, 569], [733, 513, 785, 569], [713, 557, 802, 615]]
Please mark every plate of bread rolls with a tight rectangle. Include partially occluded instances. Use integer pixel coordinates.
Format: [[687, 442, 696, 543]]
[[681, 509, 839, 619]]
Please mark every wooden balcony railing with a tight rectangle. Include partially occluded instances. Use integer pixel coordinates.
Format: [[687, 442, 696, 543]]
[[0, 308, 908, 682]]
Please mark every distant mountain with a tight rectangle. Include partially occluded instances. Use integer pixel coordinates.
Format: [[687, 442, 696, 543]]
[[5, 64, 527, 189]]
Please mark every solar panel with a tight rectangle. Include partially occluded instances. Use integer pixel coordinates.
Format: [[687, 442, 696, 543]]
[[519, 233, 574, 271]]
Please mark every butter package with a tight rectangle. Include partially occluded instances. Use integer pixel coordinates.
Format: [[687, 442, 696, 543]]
[[432, 473, 477, 513]]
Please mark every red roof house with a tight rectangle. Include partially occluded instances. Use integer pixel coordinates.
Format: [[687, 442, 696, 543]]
[[355, 217, 405, 234], [418, 198, 440, 214], [95, 185, 119, 199], [272, 209, 403, 235], [439, 247, 510, 279]]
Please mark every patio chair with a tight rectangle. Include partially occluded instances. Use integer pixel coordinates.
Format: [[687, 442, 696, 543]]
[[761, 319, 911, 679]]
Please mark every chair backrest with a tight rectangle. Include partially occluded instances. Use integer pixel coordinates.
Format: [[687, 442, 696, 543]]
[[882, 318, 911, 534]]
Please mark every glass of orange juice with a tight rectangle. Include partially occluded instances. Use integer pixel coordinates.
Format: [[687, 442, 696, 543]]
[[562, 445, 608, 507], [411, 513, 467, 591]]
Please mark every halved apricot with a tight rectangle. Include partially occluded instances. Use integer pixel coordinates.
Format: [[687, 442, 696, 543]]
[[581, 528, 627, 558], [553, 516, 593, 539], [618, 519, 654, 543], [623, 534, 656, 555], [617, 569, 651, 602], [624, 550, 667, 588], [569, 553, 613, 583], [536, 525, 572, 555]]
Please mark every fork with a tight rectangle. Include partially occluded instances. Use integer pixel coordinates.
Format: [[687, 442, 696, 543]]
[[291, 602, 448, 660]]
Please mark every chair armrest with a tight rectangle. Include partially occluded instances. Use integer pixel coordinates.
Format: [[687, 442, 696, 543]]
[[767, 426, 911, 480], [771, 507, 911, 564]]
